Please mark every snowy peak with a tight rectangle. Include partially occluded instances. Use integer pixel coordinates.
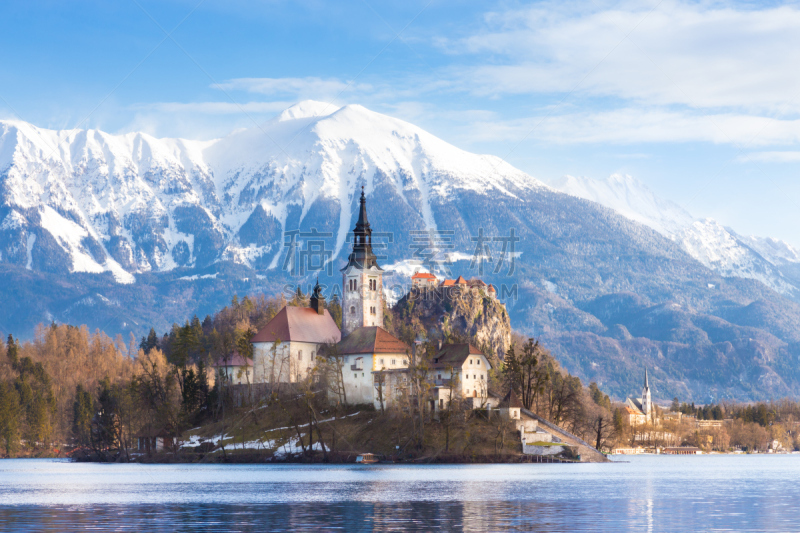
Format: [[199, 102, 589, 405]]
[[0, 102, 546, 282], [552, 173, 693, 236], [277, 100, 341, 122], [551, 173, 800, 298]]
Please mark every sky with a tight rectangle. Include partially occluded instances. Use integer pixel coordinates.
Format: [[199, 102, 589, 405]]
[[1, 0, 799, 247]]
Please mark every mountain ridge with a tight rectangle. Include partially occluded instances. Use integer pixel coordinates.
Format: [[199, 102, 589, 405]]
[[2, 102, 800, 402]]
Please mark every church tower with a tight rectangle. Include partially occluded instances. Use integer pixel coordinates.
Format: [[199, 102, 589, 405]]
[[341, 187, 383, 336], [642, 368, 652, 421]]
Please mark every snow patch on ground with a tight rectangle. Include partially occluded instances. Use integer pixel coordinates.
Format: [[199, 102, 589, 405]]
[[25, 234, 35, 270], [179, 273, 218, 281]]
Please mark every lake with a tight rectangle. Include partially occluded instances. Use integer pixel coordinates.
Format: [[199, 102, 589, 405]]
[[1, 455, 798, 531]]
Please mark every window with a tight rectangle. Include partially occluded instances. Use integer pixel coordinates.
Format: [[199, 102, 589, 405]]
[[354, 373, 357, 379], [469, 359, 473, 365], [481, 374, 484, 380], [438, 374, 441, 380], [477, 360, 481, 366], [403, 359, 408, 366], [439, 399, 444, 409], [370, 306, 376, 315], [379, 359, 384, 366], [298, 350, 303, 361], [391, 359, 396, 365], [350, 306, 355, 314], [311, 351, 315, 359]]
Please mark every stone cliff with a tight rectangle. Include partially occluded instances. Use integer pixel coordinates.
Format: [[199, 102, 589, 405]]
[[391, 286, 512, 359]]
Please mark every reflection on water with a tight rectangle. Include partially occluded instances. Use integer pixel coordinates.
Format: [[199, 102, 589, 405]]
[[1, 456, 799, 532]]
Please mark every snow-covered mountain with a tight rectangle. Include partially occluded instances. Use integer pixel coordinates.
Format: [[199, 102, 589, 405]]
[[0, 101, 539, 282], [4, 101, 800, 401], [552, 174, 800, 299]]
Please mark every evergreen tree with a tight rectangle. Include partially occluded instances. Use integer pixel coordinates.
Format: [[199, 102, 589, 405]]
[[72, 384, 94, 446], [139, 328, 159, 354], [95, 378, 120, 450], [6, 334, 18, 368], [0, 382, 21, 456]]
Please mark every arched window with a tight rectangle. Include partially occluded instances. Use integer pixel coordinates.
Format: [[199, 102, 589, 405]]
[[350, 306, 356, 314], [473, 390, 477, 398]]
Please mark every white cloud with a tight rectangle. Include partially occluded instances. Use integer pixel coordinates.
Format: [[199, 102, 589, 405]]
[[451, 1, 800, 113], [463, 108, 800, 146], [738, 151, 800, 163], [132, 101, 293, 115], [213, 77, 372, 98]]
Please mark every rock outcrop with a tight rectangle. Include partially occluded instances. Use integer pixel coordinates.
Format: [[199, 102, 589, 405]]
[[392, 286, 512, 359]]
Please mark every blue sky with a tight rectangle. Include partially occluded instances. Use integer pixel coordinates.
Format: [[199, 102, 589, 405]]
[[2, 0, 799, 246]]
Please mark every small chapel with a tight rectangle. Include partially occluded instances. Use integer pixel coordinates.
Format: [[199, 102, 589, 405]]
[[624, 369, 656, 425]]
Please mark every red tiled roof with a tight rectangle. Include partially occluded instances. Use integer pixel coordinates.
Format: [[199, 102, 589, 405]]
[[487, 284, 496, 292], [455, 275, 468, 285], [212, 352, 253, 367], [431, 343, 489, 369], [337, 326, 410, 355], [440, 279, 456, 287], [251, 306, 342, 344], [412, 272, 437, 279]]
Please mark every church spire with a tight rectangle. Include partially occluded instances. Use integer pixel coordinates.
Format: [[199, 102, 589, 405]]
[[342, 186, 382, 271], [644, 367, 650, 390], [356, 186, 370, 231]]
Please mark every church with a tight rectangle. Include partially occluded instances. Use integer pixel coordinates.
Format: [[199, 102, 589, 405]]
[[624, 369, 655, 425], [248, 187, 413, 409]]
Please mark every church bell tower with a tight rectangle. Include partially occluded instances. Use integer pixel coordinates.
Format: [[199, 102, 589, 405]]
[[341, 187, 383, 336]]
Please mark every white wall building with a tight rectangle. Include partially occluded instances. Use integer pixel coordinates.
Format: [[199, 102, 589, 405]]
[[212, 352, 254, 385], [429, 343, 493, 412], [250, 286, 341, 384], [335, 326, 411, 408]]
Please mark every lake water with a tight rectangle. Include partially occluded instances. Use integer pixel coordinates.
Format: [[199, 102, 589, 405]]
[[1, 455, 798, 532]]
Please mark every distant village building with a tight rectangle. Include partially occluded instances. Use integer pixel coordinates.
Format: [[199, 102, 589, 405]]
[[134, 425, 177, 454], [212, 352, 254, 385], [436, 276, 497, 299], [497, 389, 522, 420], [411, 271, 438, 289], [625, 369, 656, 424]]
